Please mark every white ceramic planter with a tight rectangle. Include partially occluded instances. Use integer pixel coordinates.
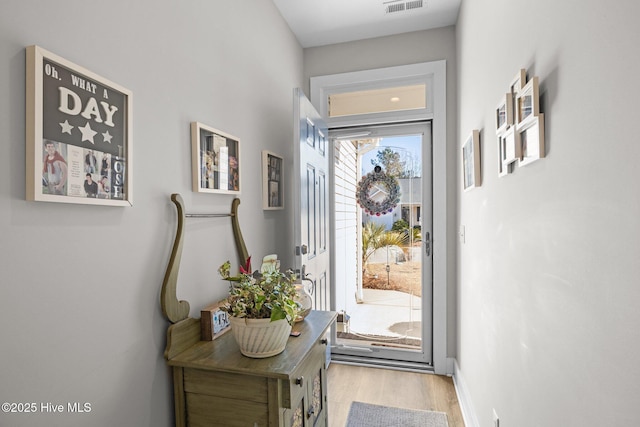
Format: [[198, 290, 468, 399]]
[[229, 316, 292, 358]]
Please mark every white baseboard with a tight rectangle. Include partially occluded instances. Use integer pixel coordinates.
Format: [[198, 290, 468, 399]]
[[452, 359, 480, 427]]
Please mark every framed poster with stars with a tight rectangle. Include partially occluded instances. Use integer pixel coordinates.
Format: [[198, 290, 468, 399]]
[[26, 45, 133, 206]]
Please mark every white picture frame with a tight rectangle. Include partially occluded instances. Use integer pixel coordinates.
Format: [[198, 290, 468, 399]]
[[516, 76, 540, 126], [462, 130, 481, 191], [191, 122, 240, 194], [510, 69, 527, 98], [26, 45, 133, 206], [497, 152, 514, 177], [497, 126, 521, 177], [518, 113, 545, 166], [496, 92, 514, 134], [510, 69, 527, 127], [503, 126, 521, 165]]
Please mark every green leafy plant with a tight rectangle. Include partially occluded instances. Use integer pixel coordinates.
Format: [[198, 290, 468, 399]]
[[391, 220, 422, 244], [362, 221, 406, 273], [218, 257, 299, 325], [391, 219, 409, 231]]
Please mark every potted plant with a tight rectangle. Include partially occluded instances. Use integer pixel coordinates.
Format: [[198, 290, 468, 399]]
[[218, 256, 300, 358]]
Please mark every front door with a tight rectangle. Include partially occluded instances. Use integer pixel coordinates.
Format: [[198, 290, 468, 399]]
[[293, 88, 330, 311], [331, 122, 433, 366]]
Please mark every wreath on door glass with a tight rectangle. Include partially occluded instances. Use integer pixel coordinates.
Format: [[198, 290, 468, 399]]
[[356, 166, 401, 216]]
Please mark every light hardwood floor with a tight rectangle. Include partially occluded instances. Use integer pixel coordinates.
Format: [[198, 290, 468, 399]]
[[327, 363, 465, 427]]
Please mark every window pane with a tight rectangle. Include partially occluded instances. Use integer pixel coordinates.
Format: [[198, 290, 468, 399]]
[[329, 84, 426, 118]]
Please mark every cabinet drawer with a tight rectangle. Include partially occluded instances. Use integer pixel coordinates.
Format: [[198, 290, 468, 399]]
[[186, 393, 268, 427], [281, 342, 326, 409], [184, 368, 268, 403]]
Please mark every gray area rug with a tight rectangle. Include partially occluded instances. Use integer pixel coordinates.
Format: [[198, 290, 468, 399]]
[[346, 401, 449, 427]]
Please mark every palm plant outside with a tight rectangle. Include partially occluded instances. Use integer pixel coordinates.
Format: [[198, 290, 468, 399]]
[[361, 221, 406, 275], [391, 219, 422, 246]]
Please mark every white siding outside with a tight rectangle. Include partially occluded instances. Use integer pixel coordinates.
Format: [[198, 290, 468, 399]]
[[333, 140, 360, 310]]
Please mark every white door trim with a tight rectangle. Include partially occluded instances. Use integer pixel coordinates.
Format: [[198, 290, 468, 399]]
[[310, 60, 449, 375]]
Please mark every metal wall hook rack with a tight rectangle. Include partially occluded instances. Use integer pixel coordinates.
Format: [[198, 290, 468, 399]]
[[185, 213, 233, 218]]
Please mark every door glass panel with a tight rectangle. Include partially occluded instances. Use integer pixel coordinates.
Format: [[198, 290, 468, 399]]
[[331, 122, 432, 365]]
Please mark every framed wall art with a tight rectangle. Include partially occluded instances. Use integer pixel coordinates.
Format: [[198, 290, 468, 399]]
[[497, 144, 513, 177], [262, 150, 284, 210], [497, 126, 521, 177], [191, 122, 240, 194], [462, 130, 481, 191], [496, 92, 514, 134], [518, 113, 545, 166], [516, 76, 540, 126], [26, 45, 133, 206], [497, 131, 509, 177], [510, 69, 527, 98], [494, 68, 547, 175]]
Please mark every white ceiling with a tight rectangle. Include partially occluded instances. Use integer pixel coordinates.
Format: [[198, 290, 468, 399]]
[[272, 0, 461, 48]]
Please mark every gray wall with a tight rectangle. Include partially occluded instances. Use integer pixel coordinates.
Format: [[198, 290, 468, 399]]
[[456, 0, 640, 426], [0, 1, 302, 426], [304, 27, 459, 356]]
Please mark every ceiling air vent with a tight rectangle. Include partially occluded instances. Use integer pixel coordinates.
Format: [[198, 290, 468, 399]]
[[386, 2, 405, 13], [406, 0, 424, 10], [384, 0, 424, 14]]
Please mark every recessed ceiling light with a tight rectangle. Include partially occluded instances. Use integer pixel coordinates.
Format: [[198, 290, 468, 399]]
[[390, 97, 400, 102]]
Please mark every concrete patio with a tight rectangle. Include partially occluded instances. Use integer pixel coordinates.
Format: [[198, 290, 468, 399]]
[[340, 288, 423, 343]]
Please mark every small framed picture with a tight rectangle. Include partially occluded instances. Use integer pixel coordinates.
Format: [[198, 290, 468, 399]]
[[497, 130, 510, 177], [518, 113, 545, 166], [462, 130, 481, 191], [26, 45, 133, 206], [497, 126, 521, 177], [191, 122, 240, 194], [510, 69, 527, 98], [262, 150, 284, 209], [516, 76, 540, 126], [200, 300, 231, 341], [496, 93, 514, 134], [502, 126, 521, 164], [497, 150, 513, 177]]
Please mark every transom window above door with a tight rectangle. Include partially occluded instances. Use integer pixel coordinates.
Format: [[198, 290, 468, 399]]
[[329, 84, 426, 118], [310, 62, 437, 128]]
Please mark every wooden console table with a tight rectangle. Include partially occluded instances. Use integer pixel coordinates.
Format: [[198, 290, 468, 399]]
[[168, 311, 336, 427], [160, 194, 336, 427]]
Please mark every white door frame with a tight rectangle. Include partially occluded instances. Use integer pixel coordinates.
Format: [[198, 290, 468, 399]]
[[331, 121, 433, 365], [310, 60, 450, 375]]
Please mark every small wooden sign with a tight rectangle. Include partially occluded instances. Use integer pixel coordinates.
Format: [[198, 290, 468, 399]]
[[200, 301, 230, 341]]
